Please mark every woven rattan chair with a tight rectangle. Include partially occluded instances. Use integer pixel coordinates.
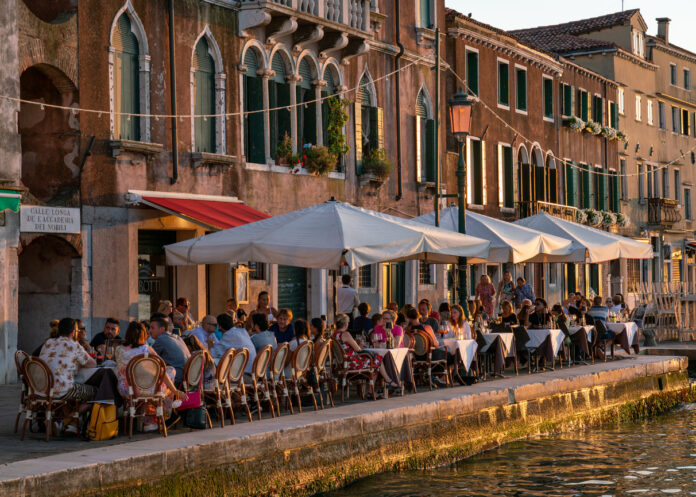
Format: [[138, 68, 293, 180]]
[[204, 348, 234, 428], [286, 341, 317, 412], [411, 330, 450, 390], [314, 339, 334, 408], [14, 350, 30, 434], [21, 357, 79, 442], [244, 345, 275, 420], [182, 350, 213, 428], [330, 339, 377, 401], [227, 348, 251, 423], [268, 343, 292, 415], [124, 353, 169, 438]]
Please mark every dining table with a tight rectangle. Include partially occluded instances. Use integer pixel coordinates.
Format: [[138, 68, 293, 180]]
[[606, 321, 640, 354], [362, 347, 413, 396], [526, 329, 565, 365], [481, 332, 515, 373], [568, 325, 594, 359], [441, 338, 478, 374]]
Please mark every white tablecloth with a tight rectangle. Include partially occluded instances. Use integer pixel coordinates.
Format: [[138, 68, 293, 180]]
[[526, 329, 565, 356], [363, 347, 410, 380], [442, 339, 477, 372], [569, 325, 593, 342], [482, 333, 515, 357], [607, 321, 638, 349]]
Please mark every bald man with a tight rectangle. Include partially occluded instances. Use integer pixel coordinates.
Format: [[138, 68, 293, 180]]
[[188, 315, 218, 349]]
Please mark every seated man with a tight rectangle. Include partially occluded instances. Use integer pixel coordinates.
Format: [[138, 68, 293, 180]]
[[187, 315, 218, 349], [149, 314, 191, 386], [528, 298, 552, 329], [89, 317, 120, 353], [250, 313, 277, 352], [405, 308, 451, 386], [269, 308, 295, 343], [418, 299, 440, 333], [587, 296, 609, 324], [210, 313, 256, 374], [40, 317, 97, 402], [352, 302, 373, 338]]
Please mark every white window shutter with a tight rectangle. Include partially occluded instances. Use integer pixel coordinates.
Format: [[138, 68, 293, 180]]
[[415, 116, 422, 182], [497, 143, 503, 207], [466, 137, 472, 205], [482, 141, 487, 205]]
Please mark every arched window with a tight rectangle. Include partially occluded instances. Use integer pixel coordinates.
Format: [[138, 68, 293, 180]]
[[416, 89, 435, 182], [517, 146, 532, 217], [269, 51, 291, 160], [321, 65, 343, 170], [532, 147, 545, 202], [297, 58, 317, 148], [546, 155, 558, 204], [193, 38, 215, 153], [243, 48, 265, 164], [355, 72, 381, 175], [112, 13, 140, 141]]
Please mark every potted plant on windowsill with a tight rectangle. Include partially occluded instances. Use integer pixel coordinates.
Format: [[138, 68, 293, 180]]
[[585, 120, 601, 135], [275, 132, 293, 167], [361, 148, 393, 185], [576, 209, 588, 224], [583, 208, 602, 227], [601, 211, 617, 227], [600, 126, 617, 141], [564, 116, 586, 133], [303, 145, 337, 177], [615, 212, 627, 227], [616, 130, 628, 142]]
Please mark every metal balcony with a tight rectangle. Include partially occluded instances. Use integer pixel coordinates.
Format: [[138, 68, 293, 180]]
[[648, 197, 681, 226], [238, 0, 372, 57], [517, 200, 579, 222]]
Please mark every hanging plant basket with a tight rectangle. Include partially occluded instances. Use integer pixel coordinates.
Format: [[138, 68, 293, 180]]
[[601, 211, 617, 227]]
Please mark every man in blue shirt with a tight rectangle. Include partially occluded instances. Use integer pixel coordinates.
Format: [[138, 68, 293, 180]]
[[514, 277, 535, 308], [587, 296, 609, 324], [187, 315, 218, 349], [269, 308, 295, 343], [210, 313, 256, 374], [250, 313, 277, 351], [149, 314, 191, 386]]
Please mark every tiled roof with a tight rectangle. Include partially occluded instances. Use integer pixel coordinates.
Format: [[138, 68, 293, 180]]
[[511, 9, 639, 38], [445, 8, 514, 40]]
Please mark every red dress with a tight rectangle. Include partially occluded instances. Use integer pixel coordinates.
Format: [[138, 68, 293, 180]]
[[333, 331, 382, 370]]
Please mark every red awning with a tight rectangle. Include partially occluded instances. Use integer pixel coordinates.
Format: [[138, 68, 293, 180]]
[[140, 195, 269, 230]]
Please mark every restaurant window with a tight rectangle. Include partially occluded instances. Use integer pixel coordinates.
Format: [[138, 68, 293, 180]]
[[467, 137, 485, 206], [672, 106, 680, 133], [138, 230, 177, 320], [112, 12, 142, 141], [419, 261, 434, 285], [561, 83, 573, 117], [498, 144, 514, 209], [270, 52, 291, 161], [627, 259, 640, 293], [497, 60, 509, 108], [543, 76, 553, 120], [297, 58, 317, 149], [466, 49, 479, 96], [358, 265, 373, 288], [658, 101, 666, 129], [416, 89, 435, 182], [577, 89, 588, 122], [685, 69, 691, 90], [515, 66, 527, 112], [685, 188, 692, 221], [592, 95, 603, 124], [244, 48, 265, 164], [670, 63, 677, 86], [635, 95, 641, 121], [248, 262, 267, 281], [618, 88, 624, 115]]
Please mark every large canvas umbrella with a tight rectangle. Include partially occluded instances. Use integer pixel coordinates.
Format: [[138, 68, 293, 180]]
[[413, 206, 575, 263], [514, 211, 653, 263], [165, 200, 490, 269]]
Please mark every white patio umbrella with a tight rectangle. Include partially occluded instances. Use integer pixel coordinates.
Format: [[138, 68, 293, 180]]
[[413, 206, 575, 263], [513, 211, 653, 263], [164, 200, 490, 269]]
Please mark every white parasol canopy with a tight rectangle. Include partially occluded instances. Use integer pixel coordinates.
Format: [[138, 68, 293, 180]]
[[165, 200, 490, 269], [413, 206, 575, 263], [513, 211, 653, 263]]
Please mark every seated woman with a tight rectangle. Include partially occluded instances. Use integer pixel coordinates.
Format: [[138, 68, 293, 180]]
[[517, 299, 533, 328], [115, 321, 187, 431], [500, 301, 518, 326], [289, 319, 309, 352], [331, 313, 392, 387], [439, 304, 473, 340], [371, 310, 404, 347], [309, 317, 325, 343]]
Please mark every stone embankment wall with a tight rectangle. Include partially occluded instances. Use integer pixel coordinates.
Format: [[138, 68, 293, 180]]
[[1, 357, 689, 497]]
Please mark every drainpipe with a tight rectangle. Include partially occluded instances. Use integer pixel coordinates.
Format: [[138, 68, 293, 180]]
[[168, 0, 179, 185], [394, 0, 404, 201]]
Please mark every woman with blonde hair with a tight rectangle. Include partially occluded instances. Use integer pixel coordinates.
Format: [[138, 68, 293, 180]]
[[157, 300, 173, 316], [475, 274, 496, 318]]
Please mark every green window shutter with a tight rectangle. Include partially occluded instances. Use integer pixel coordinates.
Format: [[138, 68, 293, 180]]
[[565, 162, 577, 207], [466, 51, 479, 96], [498, 62, 509, 106], [503, 146, 514, 208], [543, 78, 553, 119], [114, 13, 140, 141], [302, 89, 316, 146], [598, 170, 607, 210], [581, 164, 590, 209], [368, 106, 381, 152], [549, 167, 557, 203], [244, 49, 259, 77], [516, 69, 527, 111], [581, 91, 589, 121], [534, 164, 545, 201], [562, 84, 573, 116], [245, 75, 265, 164], [358, 76, 371, 105], [425, 118, 435, 182], [415, 116, 422, 181], [298, 59, 312, 89], [611, 102, 619, 128], [472, 140, 483, 205], [419, 0, 431, 28], [354, 102, 363, 175], [272, 53, 286, 84], [193, 38, 215, 153], [416, 91, 428, 118]]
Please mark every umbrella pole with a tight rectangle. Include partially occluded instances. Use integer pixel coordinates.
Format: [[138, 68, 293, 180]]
[[456, 138, 469, 318]]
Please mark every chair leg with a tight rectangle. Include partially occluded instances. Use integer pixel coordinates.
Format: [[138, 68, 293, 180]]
[[45, 410, 51, 442], [294, 384, 303, 414], [14, 410, 22, 434], [310, 387, 318, 411], [240, 385, 252, 422]]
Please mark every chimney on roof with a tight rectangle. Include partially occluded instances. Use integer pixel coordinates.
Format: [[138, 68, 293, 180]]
[[656, 17, 671, 43]]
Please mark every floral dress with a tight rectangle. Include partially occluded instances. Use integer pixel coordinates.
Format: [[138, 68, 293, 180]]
[[476, 282, 496, 316], [500, 280, 515, 303], [333, 331, 382, 371]]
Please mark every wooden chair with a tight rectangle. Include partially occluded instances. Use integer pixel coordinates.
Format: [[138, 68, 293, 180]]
[[243, 345, 275, 420], [593, 321, 615, 361], [411, 330, 451, 390], [182, 350, 213, 428], [512, 326, 540, 374], [227, 348, 252, 424], [314, 339, 334, 408], [330, 339, 377, 401], [124, 353, 169, 438], [14, 350, 30, 434], [204, 348, 234, 428], [268, 343, 292, 415], [20, 357, 79, 442], [286, 341, 317, 412]]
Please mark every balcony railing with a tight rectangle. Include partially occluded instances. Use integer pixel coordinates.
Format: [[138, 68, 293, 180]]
[[648, 197, 681, 226], [239, 0, 371, 35], [517, 200, 579, 222]]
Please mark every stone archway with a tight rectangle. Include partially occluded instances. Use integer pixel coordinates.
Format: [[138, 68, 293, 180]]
[[18, 235, 80, 353]]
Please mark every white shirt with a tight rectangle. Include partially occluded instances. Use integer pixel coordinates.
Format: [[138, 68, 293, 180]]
[[337, 285, 359, 314], [210, 327, 256, 374], [188, 327, 217, 349]]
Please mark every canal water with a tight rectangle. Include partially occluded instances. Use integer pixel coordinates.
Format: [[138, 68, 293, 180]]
[[319, 403, 696, 496]]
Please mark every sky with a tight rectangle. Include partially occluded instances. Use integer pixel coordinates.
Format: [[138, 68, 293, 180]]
[[445, 0, 696, 52]]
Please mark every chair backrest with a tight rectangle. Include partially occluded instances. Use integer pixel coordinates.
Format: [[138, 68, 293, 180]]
[[215, 348, 235, 385], [271, 342, 290, 375], [126, 354, 166, 397], [291, 341, 314, 378], [15, 350, 29, 376], [23, 357, 53, 397], [183, 350, 207, 392], [595, 320, 608, 341], [252, 345, 273, 380], [330, 338, 345, 366], [314, 339, 331, 370], [512, 326, 530, 351], [413, 331, 429, 357], [558, 319, 570, 337], [227, 348, 248, 383], [474, 331, 487, 350]]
